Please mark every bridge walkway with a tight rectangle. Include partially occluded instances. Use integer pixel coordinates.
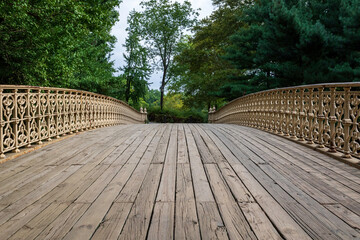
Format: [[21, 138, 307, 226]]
[[0, 124, 359, 239]]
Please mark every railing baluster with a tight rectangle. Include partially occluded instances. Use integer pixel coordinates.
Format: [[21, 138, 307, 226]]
[[299, 88, 305, 141], [0, 89, 4, 159], [328, 87, 336, 152], [342, 87, 352, 158], [318, 87, 325, 148], [307, 88, 314, 144]]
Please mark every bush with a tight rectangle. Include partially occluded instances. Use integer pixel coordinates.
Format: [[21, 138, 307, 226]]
[[147, 106, 207, 123]]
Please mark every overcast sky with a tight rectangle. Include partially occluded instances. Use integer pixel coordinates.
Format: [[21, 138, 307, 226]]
[[110, 0, 215, 90]]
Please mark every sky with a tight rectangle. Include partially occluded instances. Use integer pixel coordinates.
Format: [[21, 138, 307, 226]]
[[110, 0, 215, 90]]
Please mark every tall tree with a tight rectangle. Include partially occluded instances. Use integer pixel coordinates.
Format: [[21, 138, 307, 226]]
[[225, 0, 360, 96], [0, 0, 121, 94], [139, 0, 197, 110], [121, 10, 151, 103], [169, 0, 246, 105]]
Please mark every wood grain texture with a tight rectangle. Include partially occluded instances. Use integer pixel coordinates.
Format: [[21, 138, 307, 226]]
[[0, 124, 358, 240]]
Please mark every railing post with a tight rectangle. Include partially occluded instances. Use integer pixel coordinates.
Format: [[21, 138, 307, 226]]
[[317, 87, 325, 148], [291, 89, 297, 138], [307, 88, 314, 144], [37, 89, 43, 144], [26, 89, 32, 147], [47, 90, 52, 142], [328, 87, 337, 152], [12, 89, 20, 153], [55, 90, 60, 138], [0, 89, 4, 158], [144, 108, 148, 123], [284, 90, 290, 136], [275, 90, 281, 134], [342, 87, 352, 158], [298, 88, 305, 141]]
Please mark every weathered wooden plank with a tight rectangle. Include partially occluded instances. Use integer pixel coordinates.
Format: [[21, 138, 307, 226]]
[[177, 124, 189, 164], [239, 202, 282, 240], [152, 124, 172, 164], [234, 125, 360, 195], [241, 125, 360, 180], [174, 163, 201, 240], [148, 202, 175, 240], [324, 204, 360, 230], [189, 125, 216, 164], [115, 125, 167, 203], [0, 165, 81, 226], [204, 163, 257, 240], [35, 203, 90, 240], [193, 125, 254, 203], [0, 123, 358, 240], [156, 124, 177, 202], [211, 125, 360, 239], [63, 163, 138, 240], [200, 125, 311, 240], [183, 124, 214, 202], [196, 202, 229, 240], [222, 125, 360, 217], [118, 164, 163, 240], [9, 203, 69, 240], [91, 203, 133, 240]]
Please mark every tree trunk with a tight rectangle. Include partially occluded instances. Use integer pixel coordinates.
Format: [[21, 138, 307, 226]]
[[160, 68, 167, 111], [160, 86, 164, 111]]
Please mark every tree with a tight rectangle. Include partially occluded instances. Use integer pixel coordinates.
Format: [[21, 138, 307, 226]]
[[121, 10, 151, 104], [0, 0, 121, 95], [225, 0, 360, 96], [138, 0, 198, 110], [169, 0, 245, 106]]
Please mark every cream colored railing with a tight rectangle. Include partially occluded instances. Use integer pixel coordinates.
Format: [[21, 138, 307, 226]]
[[0, 85, 147, 158], [209, 83, 360, 159]]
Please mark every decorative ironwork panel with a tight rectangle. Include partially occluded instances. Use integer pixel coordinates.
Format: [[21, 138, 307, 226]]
[[0, 85, 146, 158], [209, 83, 360, 159]]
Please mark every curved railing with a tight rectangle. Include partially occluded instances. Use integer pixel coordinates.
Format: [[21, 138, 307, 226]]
[[0, 85, 147, 158], [208, 83, 360, 159]]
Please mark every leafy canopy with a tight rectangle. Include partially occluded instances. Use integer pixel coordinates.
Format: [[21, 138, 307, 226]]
[[138, 0, 198, 109]]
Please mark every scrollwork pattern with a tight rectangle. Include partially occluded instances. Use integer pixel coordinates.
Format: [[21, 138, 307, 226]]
[[210, 83, 360, 159], [0, 86, 146, 158]]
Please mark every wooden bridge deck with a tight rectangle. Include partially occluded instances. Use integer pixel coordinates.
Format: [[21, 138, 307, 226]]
[[0, 124, 359, 240]]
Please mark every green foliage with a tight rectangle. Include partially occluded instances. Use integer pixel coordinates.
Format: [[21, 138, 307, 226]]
[[147, 106, 206, 123], [138, 0, 198, 109], [120, 10, 151, 104], [145, 89, 161, 108], [169, 1, 245, 105], [172, 0, 360, 106], [0, 0, 121, 97], [224, 0, 360, 97]]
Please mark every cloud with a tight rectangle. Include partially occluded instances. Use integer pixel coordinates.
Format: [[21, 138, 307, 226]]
[[110, 0, 215, 90]]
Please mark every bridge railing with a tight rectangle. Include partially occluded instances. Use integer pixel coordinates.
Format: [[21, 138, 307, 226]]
[[209, 83, 360, 159], [0, 85, 147, 158]]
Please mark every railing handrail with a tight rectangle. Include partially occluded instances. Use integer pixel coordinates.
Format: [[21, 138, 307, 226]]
[[209, 82, 360, 161], [0, 85, 141, 113], [0, 85, 147, 159]]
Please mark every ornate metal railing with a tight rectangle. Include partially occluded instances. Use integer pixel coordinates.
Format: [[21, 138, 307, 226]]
[[0, 85, 147, 158], [208, 83, 360, 159]]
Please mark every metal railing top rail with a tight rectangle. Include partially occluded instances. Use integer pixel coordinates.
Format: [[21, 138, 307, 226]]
[[0, 85, 141, 113], [217, 82, 360, 111]]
